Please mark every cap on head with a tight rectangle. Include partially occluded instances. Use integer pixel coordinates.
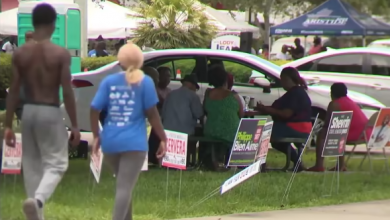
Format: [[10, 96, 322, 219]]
[[117, 43, 144, 70], [294, 38, 300, 44]]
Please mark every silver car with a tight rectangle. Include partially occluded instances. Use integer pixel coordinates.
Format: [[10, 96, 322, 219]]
[[62, 49, 384, 131]]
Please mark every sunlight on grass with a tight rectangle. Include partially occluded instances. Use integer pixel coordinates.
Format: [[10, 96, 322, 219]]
[[1, 151, 390, 220]]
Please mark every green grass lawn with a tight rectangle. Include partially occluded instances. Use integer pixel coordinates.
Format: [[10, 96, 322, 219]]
[[1, 150, 390, 220]]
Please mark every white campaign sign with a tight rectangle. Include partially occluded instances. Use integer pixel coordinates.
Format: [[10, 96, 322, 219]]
[[220, 160, 261, 194], [90, 149, 104, 183], [1, 133, 22, 174], [162, 130, 188, 170], [211, 31, 240, 51], [141, 154, 148, 171]]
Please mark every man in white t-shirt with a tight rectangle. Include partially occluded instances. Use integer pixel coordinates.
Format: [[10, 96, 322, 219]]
[[1, 36, 17, 54], [275, 45, 291, 60]]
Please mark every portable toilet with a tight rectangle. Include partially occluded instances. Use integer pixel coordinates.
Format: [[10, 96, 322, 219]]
[[18, 0, 81, 74]]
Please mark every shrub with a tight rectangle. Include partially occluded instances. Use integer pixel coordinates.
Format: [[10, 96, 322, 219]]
[[0, 54, 291, 89], [82, 56, 117, 71], [0, 53, 12, 95]]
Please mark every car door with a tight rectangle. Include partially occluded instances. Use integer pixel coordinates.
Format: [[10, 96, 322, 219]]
[[204, 56, 282, 106], [365, 53, 390, 106], [297, 53, 369, 96]]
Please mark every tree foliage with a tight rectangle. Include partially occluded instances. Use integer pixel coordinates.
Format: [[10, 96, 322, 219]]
[[131, 0, 217, 49]]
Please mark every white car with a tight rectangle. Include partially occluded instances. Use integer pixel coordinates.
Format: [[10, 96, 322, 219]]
[[250, 47, 390, 106], [62, 49, 384, 132]]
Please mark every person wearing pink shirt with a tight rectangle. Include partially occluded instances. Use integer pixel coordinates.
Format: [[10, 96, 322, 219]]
[[307, 83, 372, 172], [308, 36, 322, 55]]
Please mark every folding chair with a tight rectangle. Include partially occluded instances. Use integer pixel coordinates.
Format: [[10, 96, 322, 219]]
[[345, 112, 389, 173]]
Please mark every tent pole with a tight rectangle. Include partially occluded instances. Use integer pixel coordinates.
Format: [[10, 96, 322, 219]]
[[74, 0, 88, 58], [268, 36, 273, 60], [362, 37, 366, 47]]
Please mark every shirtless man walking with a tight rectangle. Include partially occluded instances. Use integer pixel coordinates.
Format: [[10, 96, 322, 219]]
[[4, 3, 80, 220]]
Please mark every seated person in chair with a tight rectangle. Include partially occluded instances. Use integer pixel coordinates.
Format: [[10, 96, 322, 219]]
[[256, 67, 312, 171], [203, 66, 244, 170], [307, 83, 372, 172], [161, 75, 203, 166]]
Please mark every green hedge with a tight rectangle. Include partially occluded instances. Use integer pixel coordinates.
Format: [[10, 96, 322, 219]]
[[0, 54, 289, 90]]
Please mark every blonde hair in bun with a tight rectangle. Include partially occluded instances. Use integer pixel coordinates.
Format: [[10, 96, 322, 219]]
[[117, 43, 144, 84]]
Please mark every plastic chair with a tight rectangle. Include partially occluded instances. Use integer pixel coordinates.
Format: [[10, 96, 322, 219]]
[[345, 112, 389, 173]]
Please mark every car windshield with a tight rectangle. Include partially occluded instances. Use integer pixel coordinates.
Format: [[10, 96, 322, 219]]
[[245, 55, 281, 71]]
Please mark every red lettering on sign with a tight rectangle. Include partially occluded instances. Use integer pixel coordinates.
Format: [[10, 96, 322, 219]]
[[4, 142, 21, 157], [166, 138, 186, 156], [218, 41, 234, 45]]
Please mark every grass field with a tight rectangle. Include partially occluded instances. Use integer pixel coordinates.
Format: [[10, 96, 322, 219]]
[[1, 150, 390, 220]]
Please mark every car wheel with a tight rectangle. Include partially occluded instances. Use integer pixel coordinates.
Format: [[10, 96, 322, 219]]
[[310, 108, 326, 148]]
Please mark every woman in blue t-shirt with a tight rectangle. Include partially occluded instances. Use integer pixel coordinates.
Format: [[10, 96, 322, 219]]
[[90, 43, 166, 220], [256, 67, 312, 171]]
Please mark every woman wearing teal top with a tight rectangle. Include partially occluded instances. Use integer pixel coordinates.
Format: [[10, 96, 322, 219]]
[[203, 65, 244, 169]]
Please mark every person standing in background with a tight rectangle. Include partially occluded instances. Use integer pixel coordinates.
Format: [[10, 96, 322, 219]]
[[90, 43, 166, 220], [148, 66, 172, 165], [25, 31, 34, 43], [261, 44, 269, 60], [156, 66, 172, 112], [275, 45, 292, 60], [288, 38, 304, 60], [309, 36, 322, 55], [2, 36, 17, 54]]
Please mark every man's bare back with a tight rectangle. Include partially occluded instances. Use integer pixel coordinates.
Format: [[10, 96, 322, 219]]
[[14, 41, 71, 106]]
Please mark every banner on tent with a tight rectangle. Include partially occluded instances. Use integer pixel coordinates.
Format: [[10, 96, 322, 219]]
[[221, 160, 261, 195], [368, 107, 390, 148], [1, 133, 22, 174], [322, 111, 353, 157], [162, 130, 188, 170], [256, 121, 273, 164], [227, 118, 267, 167]]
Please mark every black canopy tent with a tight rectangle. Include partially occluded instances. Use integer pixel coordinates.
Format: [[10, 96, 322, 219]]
[[269, 0, 390, 46]]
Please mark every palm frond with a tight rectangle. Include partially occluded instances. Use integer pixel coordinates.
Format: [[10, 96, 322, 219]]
[[132, 0, 217, 49]]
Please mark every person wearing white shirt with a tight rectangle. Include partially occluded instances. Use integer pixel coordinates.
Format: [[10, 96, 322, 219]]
[[275, 45, 291, 60], [369, 115, 390, 148], [1, 36, 17, 54]]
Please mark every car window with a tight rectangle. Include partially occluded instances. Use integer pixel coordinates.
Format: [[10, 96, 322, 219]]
[[316, 54, 364, 74], [207, 57, 277, 84], [370, 54, 390, 76], [155, 58, 197, 79], [296, 61, 315, 71]]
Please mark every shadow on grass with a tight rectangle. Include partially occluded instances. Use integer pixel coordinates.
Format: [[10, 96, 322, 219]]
[[1, 150, 390, 220]]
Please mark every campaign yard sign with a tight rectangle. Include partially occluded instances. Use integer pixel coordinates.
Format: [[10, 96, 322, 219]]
[[162, 130, 188, 170], [1, 133, 22, 174], [256, 121, 273, 165], [322, 111, 353, 157], [90, 149, 104, 183], [368, 107, 390, 148], [227, 118, 267, 167], [221, 160, 262, 194]]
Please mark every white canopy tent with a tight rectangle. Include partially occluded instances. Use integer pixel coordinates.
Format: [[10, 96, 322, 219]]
[[0, 0, 138, 38]]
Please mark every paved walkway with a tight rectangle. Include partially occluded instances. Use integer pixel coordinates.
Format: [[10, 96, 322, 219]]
[[176, 200, 390, 220]]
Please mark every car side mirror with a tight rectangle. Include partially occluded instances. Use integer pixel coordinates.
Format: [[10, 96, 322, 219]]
[[253, 78, 271, 87], [253, 78, 271, 94]]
